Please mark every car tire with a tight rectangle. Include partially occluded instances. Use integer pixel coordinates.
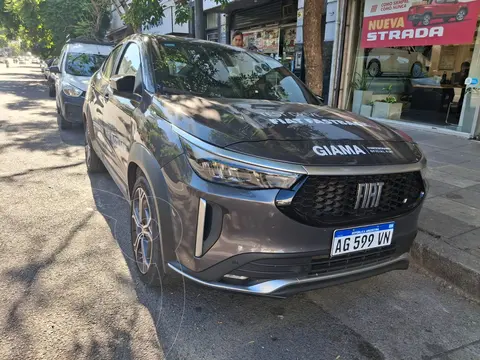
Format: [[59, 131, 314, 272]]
[[130, 169, 166, 287], [57, 113, 72, 130], [48, 83, 56, 98], [84, 121, 105, 173], [367, 60, 381, 77], [456, 9, 467, 21], [411, 62, 423, 78], [422, 13, 431, 26]]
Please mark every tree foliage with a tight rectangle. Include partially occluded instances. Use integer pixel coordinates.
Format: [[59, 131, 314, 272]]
[[0, 0, 111, 57], [122, 0, 229, 31]]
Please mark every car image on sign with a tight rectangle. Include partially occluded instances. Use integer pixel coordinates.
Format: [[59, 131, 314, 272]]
[[331, 222, 395, 257]]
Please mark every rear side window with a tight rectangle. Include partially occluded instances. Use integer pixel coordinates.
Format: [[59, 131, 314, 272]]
[[65, 52, 108, 77], [103, 46, 123, 78]]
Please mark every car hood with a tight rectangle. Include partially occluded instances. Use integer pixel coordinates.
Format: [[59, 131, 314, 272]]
[[63, 74, 91, 92], [153, 96, 422, 166]]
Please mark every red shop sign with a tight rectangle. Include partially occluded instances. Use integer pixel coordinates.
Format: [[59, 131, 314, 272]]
[[361, 0, 480, 48]]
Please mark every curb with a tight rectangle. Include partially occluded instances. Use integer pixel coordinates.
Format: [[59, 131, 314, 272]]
[[410, 231, 480, 300]]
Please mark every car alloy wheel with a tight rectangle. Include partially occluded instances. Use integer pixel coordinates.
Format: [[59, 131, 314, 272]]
[[456, 9, 466, 21], [422, 14, 431, 26], [368, 62, 380, 77], [132, 187, 154, 275]]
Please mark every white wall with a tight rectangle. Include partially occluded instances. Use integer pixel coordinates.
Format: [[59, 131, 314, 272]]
[[110, 5, 125, 31], [204, 0, 232, 11], [142, 5, 189, 35]]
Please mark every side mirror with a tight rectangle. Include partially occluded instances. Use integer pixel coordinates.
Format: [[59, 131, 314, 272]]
[[316, 95, 324, 103], [49, 65, 60, 74], [110, 75, 135, 94]]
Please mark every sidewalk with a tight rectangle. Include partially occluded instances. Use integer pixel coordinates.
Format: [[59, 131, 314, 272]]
[[385, 121, 480, 299]]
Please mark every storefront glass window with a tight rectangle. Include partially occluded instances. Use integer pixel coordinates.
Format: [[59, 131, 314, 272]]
[[349, 0, 480, 133], [281, 27, 297, 70]]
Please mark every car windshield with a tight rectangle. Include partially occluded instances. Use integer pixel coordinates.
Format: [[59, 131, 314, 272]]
[[152, 39, 320, 104], [65, 52, 107, 77]]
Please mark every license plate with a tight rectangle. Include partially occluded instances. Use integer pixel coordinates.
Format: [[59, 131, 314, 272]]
[[330, 222, 394, 257]]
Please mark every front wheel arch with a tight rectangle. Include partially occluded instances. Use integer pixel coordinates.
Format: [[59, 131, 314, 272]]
[[128, 143, 177, 271]]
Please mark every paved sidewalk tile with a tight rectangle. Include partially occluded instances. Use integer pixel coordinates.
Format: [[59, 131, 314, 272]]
[[426, 168, 480, 188], [426, 179, 462, 198], [451, 141, 480, 155], [419, 135, 470, 150], [426, 159, 450, 168], [393, 123, 480, 298], [467, 184, 480, 193], [418, 207, 476, 239], [429, 342, 480, 360], [425, 197, 480, 228], [433, 164, 480, 183], [446, 228, 480, 258], [443, 188, 480, 209], [419, 147, 474, 164]]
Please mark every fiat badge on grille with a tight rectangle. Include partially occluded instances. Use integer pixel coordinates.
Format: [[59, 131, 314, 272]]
[[354, 182, 384, 210]]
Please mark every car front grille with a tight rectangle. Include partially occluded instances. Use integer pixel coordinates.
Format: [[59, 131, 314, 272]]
[[228, 246, 397, 281], [278, 171, 425, 227]]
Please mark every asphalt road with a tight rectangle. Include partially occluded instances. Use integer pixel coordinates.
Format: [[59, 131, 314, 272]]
[[0, 65, 479, 360]]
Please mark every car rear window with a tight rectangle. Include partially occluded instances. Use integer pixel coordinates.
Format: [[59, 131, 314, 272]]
[[65, 52, 107, 77]]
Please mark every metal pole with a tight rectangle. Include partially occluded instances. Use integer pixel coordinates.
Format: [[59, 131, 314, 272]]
[[194, 0, 205, 39]]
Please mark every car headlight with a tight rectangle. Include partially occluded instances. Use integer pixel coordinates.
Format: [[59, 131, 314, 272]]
[[181, 139, 301, 189], [63, 83, 83, 97]]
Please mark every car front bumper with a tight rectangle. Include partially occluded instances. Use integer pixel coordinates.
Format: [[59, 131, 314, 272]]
[[60, 92, 85, 123], [160, 154, 425, 296], [168, 253, 410, 297]]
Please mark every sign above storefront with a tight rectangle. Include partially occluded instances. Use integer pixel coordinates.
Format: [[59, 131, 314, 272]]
[[361, 0, 480, 48]]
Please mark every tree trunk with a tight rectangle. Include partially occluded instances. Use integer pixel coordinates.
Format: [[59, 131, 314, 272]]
[[194, 0, 205, 39], [303, 0, 324, 96]]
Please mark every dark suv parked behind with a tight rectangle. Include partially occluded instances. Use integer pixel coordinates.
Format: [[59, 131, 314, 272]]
[[83, 35, 428, 297]]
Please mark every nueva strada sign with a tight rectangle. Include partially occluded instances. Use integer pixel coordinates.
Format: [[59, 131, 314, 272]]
[[361, 0, 480, 48]]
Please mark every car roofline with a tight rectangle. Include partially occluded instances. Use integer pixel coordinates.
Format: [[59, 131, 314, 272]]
[[66, 37, 114, 47]]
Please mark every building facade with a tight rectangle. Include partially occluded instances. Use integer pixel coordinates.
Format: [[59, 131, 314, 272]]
[[332, 0, 480, 138]]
